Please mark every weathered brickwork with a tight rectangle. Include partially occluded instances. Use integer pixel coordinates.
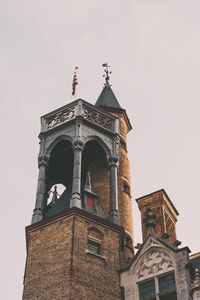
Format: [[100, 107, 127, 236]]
[[118, 117, 133, 240], [23, 216, 73, 299], [100, 108, 134, 248], [136, 190, 178, 244], [23, 211, 123, 300], [89, 159, 110, 217]]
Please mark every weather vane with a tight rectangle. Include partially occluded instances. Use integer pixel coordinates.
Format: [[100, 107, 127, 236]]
[[102, 62, 112, 86]]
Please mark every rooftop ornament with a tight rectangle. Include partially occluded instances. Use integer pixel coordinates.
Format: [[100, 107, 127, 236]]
[[191, 268, 200, 291], [144, 207, 156, 234], [102, 62, 112, 86]]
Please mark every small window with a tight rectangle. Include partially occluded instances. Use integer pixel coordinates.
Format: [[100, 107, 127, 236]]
[[120, 286, 125, 300], [86, 195, 95, 208], [138, 279, 156, 299], [88, 240, 100, 254], [123, 183, 130, 196], [158, 273, 176, 293]]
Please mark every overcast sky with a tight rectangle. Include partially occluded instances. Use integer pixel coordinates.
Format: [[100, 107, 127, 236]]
[[1, 1, 200, 299]]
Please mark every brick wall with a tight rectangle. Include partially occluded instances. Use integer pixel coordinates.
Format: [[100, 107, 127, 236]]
[[137, 190, 178, 244], [90, 108, 134, 249], [23, 211, 123, 300]]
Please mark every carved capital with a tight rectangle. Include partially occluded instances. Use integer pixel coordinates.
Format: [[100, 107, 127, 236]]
[[38, 154, 49, 167], [108, 156, 118, 167], [72, 139, 85, 151], [114, 133, 120, 143], [109, 209, 119, 217], [109, 209, 120, 225]]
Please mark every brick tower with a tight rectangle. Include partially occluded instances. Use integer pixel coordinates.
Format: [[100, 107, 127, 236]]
[[22, 68, 134, 299], [136, 189, 179, 244]]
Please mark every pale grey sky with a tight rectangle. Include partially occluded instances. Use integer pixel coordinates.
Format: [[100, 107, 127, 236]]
[[1, 1, 200, 299]]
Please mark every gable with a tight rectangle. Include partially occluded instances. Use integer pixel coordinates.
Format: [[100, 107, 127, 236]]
[[137, 247, 174, 281]]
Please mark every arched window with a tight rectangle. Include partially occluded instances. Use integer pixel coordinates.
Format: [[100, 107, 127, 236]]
[[137, 248, 177, 300], [87, 227, 103, 255], [45, 140, 73, 217], [46, 140, 73, 193], [122, 177, 131, 196], [138, 272, 177, 300], [47, 184, 66, 206]]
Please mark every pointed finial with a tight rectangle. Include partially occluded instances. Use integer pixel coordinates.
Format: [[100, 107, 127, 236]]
[[191, 268, 200, 289], [51, 185, 58, 204], [85, 171, 92, 191], [194, 268, 200, 283], [102, 63, 112, 86], [144, 207, 156, 234]]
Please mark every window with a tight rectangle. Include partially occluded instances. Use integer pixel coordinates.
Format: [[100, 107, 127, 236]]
[[120, 287, 125, 300], [86, 195, 95, 208], [123, 183, 130, 195], [158, 273, 176, 293], [88, 240, 101, 254], [138, 279, 156, 300], [138, 272, 177, 300]]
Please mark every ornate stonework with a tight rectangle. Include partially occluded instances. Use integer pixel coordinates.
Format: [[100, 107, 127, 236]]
[[136, 190, 178, 244], [46, 104, 76, 129], [83, 105, 114, 132], [137, 248, 174, 280]]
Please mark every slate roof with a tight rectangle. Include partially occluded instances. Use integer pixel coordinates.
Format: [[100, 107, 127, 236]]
[[95, 85, 121, 109]]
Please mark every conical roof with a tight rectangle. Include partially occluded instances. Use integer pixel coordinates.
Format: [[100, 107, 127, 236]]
[[95, 85, 121, 109]]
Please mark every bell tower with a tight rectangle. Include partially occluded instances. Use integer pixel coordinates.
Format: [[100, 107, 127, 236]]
[[23, 68, 134, 299]]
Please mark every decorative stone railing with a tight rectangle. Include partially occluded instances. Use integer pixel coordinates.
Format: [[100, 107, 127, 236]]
[[43, 103, 76, 131], [82, 104, 113, 132], [41, 100, 116, 133]]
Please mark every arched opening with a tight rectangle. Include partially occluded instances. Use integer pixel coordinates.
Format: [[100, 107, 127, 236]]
[[87, 227, 104, 255], [47, 183, 66, 205], [45, 140, 73, 217], [82, 140, 109, 216]]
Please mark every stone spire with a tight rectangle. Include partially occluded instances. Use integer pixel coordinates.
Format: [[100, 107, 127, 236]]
[[84, 171, 92, 192], [51, 185, 58, 205], [143, 207, 156, 234], [95, 63, 121, 109]]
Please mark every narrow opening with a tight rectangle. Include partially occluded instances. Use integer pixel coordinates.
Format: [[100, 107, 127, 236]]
[[45, 140, 73, 217], [120, 287, 125, 300], [47, 184, 66, 205], [123, 182, 130, 196], [88, 240, 101, 254], [46, 140, 73, 191]]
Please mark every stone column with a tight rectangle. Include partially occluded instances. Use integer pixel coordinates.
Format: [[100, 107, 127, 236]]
[[32, 155, 49, 224], [70, 139, 84, 208], [109, 156, 119, 224]]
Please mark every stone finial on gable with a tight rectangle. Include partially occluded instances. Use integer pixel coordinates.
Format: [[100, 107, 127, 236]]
[[191, 268, 200, 290], [143, 207, 156, 234]]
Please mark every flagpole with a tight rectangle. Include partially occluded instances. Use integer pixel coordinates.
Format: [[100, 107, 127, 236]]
[[71, 67, 78, 100]]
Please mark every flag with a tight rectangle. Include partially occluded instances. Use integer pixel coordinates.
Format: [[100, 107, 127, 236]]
[[72, 67, 78, 96]]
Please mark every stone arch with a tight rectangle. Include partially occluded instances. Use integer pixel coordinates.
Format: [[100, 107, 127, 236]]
[[45, 135, 73, 193], [84, 135, 111, 161], [88, 226, 104, 240], [45, 134, 73, 157], [82, 137, 110, 217]]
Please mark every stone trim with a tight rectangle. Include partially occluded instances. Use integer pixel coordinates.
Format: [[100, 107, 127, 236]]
[[85, 249, 107, 262]]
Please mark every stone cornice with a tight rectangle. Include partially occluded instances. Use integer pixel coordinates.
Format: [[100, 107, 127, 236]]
[[25, 207, 125, 251]]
